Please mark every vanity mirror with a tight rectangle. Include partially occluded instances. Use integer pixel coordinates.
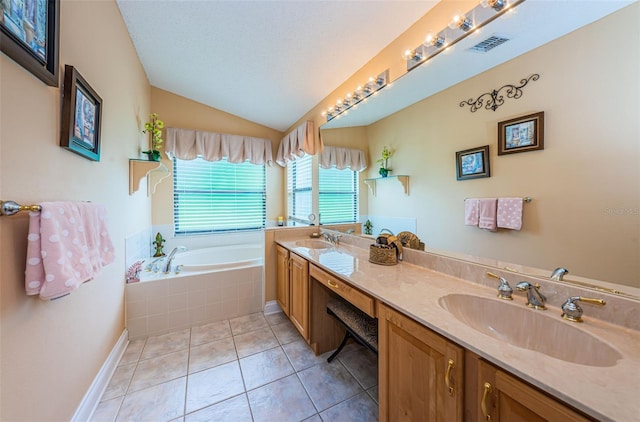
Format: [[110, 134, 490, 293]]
[[319, 1, 639, 295]]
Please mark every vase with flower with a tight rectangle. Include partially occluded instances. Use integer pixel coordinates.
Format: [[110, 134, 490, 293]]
[[377, 145, 394, 177], [142, 113, 164, 161]]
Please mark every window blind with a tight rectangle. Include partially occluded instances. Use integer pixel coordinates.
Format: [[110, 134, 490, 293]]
[[319, 165, 358, 224], [286, 154, 312, 223], [173, 157, 266, 234]]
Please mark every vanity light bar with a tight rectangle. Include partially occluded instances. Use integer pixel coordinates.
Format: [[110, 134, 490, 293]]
[[323, 69, 389, 121], [404, 0, 525, 72]]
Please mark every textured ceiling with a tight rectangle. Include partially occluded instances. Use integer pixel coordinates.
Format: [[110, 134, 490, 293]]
[[116, 0, 439, 132]]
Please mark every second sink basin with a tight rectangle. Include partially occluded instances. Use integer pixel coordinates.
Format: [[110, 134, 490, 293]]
[[294, 239, 333, 249], [438, 294, 621, 367]]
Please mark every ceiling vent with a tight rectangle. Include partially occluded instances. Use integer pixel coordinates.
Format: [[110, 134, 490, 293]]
[[469, 34, 510, 53]]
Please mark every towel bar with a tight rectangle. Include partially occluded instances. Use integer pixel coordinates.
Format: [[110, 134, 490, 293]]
[[465, 196, 532, 203], [1, 200, 41, 216]]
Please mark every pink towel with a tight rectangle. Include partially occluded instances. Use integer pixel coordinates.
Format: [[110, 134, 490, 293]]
[[478, 198, 498, 231], [464, 199, 479, 226], [25, 202, 115, 300], [497, 197, 524, 230]]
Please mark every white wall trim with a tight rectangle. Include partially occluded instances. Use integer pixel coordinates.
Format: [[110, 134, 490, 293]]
[[72, 329, 129, 422], [263, 300, 282, 315]]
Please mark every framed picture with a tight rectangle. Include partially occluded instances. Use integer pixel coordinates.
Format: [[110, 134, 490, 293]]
[[456, 145, 490, 181], [0, 0, 59, 86], [60, 65, 102, 161], [498, 111, 544, 155]]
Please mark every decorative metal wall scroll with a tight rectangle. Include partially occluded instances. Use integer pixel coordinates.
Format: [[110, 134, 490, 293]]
[[459, 74, 540, 112]]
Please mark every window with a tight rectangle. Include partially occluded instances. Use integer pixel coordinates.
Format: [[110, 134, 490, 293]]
[[319, 165, 358, 224], [286, 154, 312, 223], [173, 157, 265, 234]]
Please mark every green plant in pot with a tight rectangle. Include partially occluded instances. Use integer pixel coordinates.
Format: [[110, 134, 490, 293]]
[[377, 145, 393, 177], [142, 113, 164, 161]]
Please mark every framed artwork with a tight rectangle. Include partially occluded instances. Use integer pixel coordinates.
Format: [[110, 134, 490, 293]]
[[498, 111, 544, 155], [60, 65, 102, 161], [456, 145, 490, 180], [0, 0, 59, 86]]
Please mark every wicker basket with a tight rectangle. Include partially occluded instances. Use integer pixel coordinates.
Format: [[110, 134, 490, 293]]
[[369, 244, 398, 265]]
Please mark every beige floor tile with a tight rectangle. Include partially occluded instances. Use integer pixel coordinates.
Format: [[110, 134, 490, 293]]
[[119, 339, 146, 365], [367, 385, 379, 404], [141, 328, 190, 360], [282, 339, 331, 372], [319, 391, 378, 422], [233, 327, 279, 358], [129, 349, 189, 393], [90, 396, 123, 422], [302, 415, 322, 422], [229, 312, 270, 335], [298, 361, 363, 411], [338, 346, 378, 389], [264, 311, 288, 326], [186, 361, 245, 413], [185, 394, 252, 422], [116, 377, 186, 422], [271, 321, 302, 345], [102, 363, 136, 401], [188, 337, 237, 374], [247, 374, 316, 422], [190, 320, 231, 346], [239, 346, 295, 390]]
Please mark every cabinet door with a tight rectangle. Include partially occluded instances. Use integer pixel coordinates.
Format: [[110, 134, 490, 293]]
[[289, 252, 310, 341], [275, 245, 290, 317], [477, 360, 592, 422], [379, 302, 464, 422]]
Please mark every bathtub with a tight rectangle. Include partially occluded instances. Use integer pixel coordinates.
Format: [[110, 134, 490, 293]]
[[126, 244, 264, 339]]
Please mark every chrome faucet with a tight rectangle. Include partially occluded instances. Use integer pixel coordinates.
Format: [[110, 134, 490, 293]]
[[561, 296, 606, 323], [322, 232, 342, 246], [486, 272, 513, 300], [516, 282, 547, 309], [163, 246, 188, 273], [345, 228, 355, 234], [550, 267, 569, 281]]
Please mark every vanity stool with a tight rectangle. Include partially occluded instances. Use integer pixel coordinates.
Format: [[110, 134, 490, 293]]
[[326, 296, 378, 362]]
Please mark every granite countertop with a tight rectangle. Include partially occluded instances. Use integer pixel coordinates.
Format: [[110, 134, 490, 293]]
[[277, 238, 640, 422]]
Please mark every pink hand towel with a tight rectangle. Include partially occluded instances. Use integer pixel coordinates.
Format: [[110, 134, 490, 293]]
[[497, 197, 524, 230], [25, 202, 115, 300], [478, 198, 498, 231], [464, 199, 479, 226]]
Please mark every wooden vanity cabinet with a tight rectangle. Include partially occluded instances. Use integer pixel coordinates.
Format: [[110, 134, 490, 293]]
[[275, 245, 290, 317], [475, 359, 593, 422], [289, 252, 310, 340], [378, 302, 464, 422]]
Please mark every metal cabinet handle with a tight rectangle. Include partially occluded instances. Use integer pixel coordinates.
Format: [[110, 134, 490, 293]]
[[445, 359, 455, 396], [481, 382, 492, 421], [327, 280, 339, 288]]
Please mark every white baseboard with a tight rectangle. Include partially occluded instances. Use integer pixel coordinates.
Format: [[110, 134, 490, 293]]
[[72, 329, 129, 422], [263, 300, 282, 315]]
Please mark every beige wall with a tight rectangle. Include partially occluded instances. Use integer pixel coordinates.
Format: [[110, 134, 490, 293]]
[[0, 1, 150, 420], [365, 5, 639, 287], [149, 87, 285, 225]]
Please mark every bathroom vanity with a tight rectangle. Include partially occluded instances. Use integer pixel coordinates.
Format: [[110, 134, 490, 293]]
[[274, 232, 639, 422]]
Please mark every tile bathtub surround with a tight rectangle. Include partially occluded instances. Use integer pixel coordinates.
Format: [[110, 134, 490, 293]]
[[92, 312, 378, 422]]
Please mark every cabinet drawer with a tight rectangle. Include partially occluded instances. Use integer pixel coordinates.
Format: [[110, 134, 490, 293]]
[[310, 264, 375, 318]]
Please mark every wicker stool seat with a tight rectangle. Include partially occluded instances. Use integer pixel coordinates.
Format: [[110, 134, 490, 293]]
[[326, 296, 378, 362]]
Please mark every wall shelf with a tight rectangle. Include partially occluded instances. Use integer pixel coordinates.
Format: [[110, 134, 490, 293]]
[[129, 159, 170, 196], [364, 175, 410, 196]]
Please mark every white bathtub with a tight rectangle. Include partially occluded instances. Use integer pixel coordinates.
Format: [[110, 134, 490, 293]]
[[126, 244, 264, 339]]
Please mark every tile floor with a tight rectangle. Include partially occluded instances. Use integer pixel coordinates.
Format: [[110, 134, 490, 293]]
[[91, 312, 379, 422]]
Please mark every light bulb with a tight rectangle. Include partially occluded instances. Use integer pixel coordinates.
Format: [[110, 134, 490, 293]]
[[425, 33, 445, 48], [449, 14, 473, 31]]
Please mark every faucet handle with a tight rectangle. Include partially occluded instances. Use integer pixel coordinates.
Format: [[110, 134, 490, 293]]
[[515, 282, 547, 310], [561, 296, 606, 323], [486, 272, 513, 300]]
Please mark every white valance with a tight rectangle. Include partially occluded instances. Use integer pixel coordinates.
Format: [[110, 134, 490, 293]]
[[165, 127, 273, 165], [319, 146, 367, 172], [276, 120, 322, 167]]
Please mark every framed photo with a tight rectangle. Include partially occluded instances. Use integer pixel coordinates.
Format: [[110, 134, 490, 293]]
[[456, 145, 490, 181], [60, 65, 102, 161], [0, 0, 59, 86], [498, 111, 544, 155]]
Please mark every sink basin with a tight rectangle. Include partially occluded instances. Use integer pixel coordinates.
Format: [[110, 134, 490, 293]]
[[438, 294, 621, 367], [294, 239, 333, 249]]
